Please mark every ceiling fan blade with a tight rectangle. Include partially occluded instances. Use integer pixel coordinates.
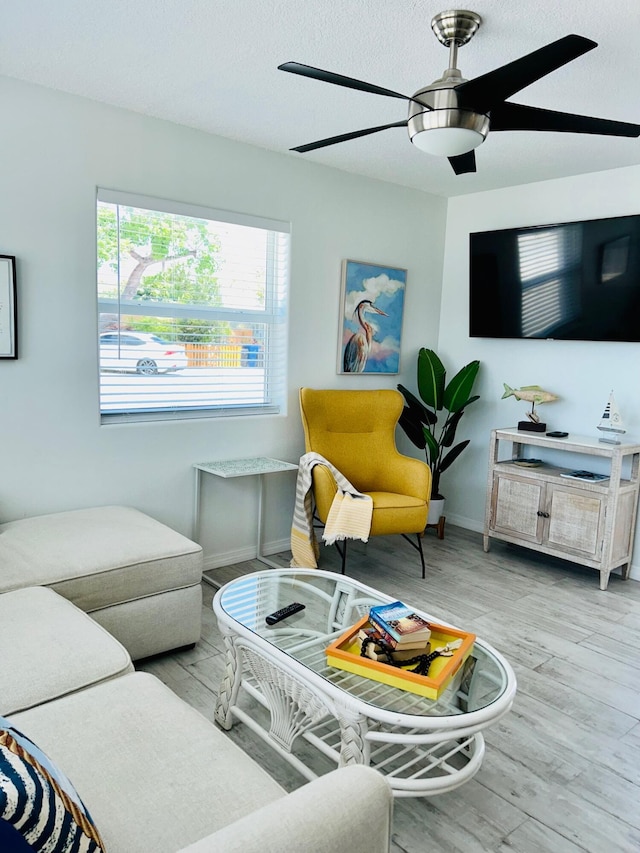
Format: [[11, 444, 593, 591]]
[[490, 102, 640, 137], [456, 34, 597, 113], [278, 62, 423, 104], [291, 120, 408, 153], [448, 151, 477, 174]]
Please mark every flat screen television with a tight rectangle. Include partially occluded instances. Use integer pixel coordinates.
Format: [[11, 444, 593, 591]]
[[469, 213, 640, 341]]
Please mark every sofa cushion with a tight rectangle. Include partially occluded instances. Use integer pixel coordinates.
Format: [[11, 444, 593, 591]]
[[0, 714, 105, 852], [0, 506, 203, 611], [11, 672, 286, 853], [0, 587, 134, 716]]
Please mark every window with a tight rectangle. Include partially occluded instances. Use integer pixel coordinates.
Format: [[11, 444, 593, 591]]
[[96, 189, 290, 423]]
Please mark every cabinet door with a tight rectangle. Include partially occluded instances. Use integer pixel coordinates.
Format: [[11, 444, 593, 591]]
[[546, 485, 605, 558], [491, 473, 544, 542]]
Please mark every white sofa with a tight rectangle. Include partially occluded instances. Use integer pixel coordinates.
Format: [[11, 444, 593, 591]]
[[1, 587, 393, 852], [0, 505, 204, 659]]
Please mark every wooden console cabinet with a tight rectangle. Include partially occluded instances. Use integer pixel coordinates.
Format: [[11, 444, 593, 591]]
[[484, 428, 640, 590]]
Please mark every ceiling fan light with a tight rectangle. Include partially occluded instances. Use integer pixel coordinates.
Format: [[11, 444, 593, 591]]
[[411, 126, 485, 157]]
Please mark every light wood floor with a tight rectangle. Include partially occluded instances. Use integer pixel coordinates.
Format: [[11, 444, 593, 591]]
[[139, 526, 640, 853]]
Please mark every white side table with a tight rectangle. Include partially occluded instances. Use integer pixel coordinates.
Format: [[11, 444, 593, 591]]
[[193, 457, 298, 578]]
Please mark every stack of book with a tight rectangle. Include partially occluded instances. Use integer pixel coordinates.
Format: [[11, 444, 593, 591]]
[[358, 601, 432, 662]]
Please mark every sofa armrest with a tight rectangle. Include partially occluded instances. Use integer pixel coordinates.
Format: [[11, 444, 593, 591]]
[[179, 765, 392, 853]]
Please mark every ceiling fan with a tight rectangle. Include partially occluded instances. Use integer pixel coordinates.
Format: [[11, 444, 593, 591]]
[[278, 9, 640, 175]]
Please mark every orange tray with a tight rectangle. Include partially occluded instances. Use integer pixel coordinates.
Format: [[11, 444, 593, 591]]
[[325, 615, 476, 700]]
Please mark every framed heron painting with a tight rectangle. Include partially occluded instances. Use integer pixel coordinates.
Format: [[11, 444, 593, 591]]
[[337, 259, 407, 374]]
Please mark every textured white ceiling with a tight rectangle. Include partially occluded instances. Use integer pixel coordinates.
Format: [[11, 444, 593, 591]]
[[2, 0, 640, 197]]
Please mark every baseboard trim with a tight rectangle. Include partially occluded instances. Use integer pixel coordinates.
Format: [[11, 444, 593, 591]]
[[202, 537, 291, 571], [445, 513, 483, 534]]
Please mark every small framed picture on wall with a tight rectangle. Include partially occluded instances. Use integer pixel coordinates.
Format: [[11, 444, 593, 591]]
[[0, 255, 17, 359], [338, 259, 406, 374]]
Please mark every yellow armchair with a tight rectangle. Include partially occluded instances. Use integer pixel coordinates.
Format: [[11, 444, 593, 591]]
[[299, 388, 432, 576]]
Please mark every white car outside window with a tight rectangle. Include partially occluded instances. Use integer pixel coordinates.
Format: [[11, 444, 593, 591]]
[[99, 332, 188, 375]]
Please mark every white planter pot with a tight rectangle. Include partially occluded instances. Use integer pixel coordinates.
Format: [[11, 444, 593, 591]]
[[427, 497, 445, 525]]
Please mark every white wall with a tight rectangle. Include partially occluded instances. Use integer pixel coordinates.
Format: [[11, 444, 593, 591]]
[[0, 76, 446, 568], [438, 165, 640, 578]]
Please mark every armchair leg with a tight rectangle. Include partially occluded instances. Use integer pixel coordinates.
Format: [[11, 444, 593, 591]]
[[334, 540, 348, 574], [312, 512, 348, 574], [401, 533, 427, 580], [417, 533, 426, 579]]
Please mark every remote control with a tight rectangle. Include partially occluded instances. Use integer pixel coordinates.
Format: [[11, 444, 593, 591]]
[[265, 602, 305, 625]]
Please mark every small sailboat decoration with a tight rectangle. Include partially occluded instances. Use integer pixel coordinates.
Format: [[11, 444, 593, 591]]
[[597, 391, 626, 444]]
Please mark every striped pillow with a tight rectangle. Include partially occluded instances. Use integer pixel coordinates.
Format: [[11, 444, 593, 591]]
[[0, 716, 105, 852]]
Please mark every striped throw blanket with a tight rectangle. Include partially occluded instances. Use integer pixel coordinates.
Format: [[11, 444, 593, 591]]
[[290, 452, 373, 568]]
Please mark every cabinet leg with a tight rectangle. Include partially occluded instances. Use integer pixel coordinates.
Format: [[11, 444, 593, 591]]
[[483, 534, 490, 553], [599, 570, 610, 591], [621, 563, 631, 581]]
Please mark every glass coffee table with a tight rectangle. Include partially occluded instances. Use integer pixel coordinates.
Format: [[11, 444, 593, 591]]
[[213, 569, 516, 797]]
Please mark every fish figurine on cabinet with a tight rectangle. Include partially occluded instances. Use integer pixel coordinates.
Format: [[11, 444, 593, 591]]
[[502, 384, 559, 407], [502, 384, 559, 431]]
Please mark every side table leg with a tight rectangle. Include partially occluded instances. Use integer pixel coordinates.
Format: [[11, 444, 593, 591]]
[[215, 633, 242, 730], [256, 472, 266, 562], [193, 467, 201, 543]]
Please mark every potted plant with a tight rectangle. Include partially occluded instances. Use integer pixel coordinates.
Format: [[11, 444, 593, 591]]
[[398, 348, 480, 524]]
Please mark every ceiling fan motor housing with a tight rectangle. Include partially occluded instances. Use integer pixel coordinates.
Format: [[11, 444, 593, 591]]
[[408, 11, 488, 156], [408, 69, 489, 156]]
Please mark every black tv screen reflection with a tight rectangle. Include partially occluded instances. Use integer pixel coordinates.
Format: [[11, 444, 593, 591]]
[[469, 213, 640, 342]]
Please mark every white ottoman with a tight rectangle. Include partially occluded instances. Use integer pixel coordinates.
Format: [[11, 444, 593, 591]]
[[0, 586, 134, 715], [0, 506, 203, 660]]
